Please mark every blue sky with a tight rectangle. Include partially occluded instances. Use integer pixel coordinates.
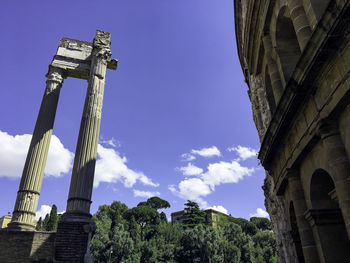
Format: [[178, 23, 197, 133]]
[[0, 0, 267, 220]]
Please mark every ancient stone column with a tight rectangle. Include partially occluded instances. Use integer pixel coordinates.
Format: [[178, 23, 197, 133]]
[[286, 0, 312, 50], [287, 169, 320, 263], [318, 119, 350, 239], [8, 67, 64, 231], [262, 35, 284, 103], [55, 30, 112, 262]]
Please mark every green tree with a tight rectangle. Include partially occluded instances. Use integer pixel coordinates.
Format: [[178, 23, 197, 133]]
[[222, 240, 240, 263], [46, 204, 58, 231], [43, 213, 50, 231], [250, 217, 272, 231], [146, 197, 170, 210], [183, 200, 206, 228], [160, 211, 167, 222], [124, 206, 160, 241], [137, 197, 171, 211], [109, 201, 129, 236], [252, 231, 278, 263], [223, 223, 254, 263], [110, 224, 134, 263], [35, 217, 43, 231], [177, 225, 223, 263], [90, 216, 112, 262], [232, 217, 258, 236]]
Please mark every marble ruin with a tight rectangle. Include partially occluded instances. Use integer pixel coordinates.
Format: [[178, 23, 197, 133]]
[[235, 0, 350, 262], [2, 30, 117, 262]]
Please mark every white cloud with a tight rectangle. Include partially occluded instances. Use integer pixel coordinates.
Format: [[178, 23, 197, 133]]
[[35, 205, 65, 220], [94, 144, 159, 188], [177, 163, 203, 176], [133, 190, 160, 198], [169, 178, 210, 208], [46, 135, 74, 177], [191, 146, 221, 158], [228, 145, 258, 161], [169, 160, 254, 207], [207, 205, 228, 215], [250, 208, 269, 218], [0, 130, 73, 178], [202, 161, 254, 190], [181, 153, 196, 162], [100, 137, 120, 148], [35, 205, 52, 220]]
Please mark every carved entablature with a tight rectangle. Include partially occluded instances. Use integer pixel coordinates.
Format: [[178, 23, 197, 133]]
[[51, 30, 118, 80]]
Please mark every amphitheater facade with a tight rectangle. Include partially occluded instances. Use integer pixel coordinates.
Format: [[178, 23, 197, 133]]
[[234, 0, 350, 262]]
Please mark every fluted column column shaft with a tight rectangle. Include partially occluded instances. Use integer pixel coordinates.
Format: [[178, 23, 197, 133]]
[[318, 120, 350, 239], [262, 35, 284, 104], [287, 170, 320, 262], [8, 67, 64, 230], [66, 35, 111, 216], [286, 0, 312, 51]]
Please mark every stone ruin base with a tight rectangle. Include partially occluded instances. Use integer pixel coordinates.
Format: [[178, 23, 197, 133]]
[[54, 215, 94, 263], [0, 229, 55, 263]]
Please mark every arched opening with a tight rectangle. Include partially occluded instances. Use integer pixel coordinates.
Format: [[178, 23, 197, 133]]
[[265, 66, 276, 114], [308, 169, 350, 262], [309, 0, 330, 21], [275, 6, 301, 83], [289, 202, 305, 263]]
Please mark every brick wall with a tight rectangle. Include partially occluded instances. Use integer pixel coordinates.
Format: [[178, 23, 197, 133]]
[[0, 230, 55, 263]]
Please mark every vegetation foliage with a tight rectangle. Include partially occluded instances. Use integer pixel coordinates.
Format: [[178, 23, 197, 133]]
[[90, 198, 278, 263]]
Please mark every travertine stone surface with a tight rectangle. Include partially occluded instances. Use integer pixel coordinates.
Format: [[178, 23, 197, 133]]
[[66, 30, 112, 216], [262, 35, 283, 103], [8, 67, 64, 231], [235, 1, 350, 261], [263, 174, 296, 263], [286, 169, 319, 263], [54, 30, 116, 263], [286, 0, 312, 50], [249, 74, 273, 140], [318, 119, 350, 239]]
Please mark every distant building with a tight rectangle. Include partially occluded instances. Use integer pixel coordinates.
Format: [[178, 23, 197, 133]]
[[171, 209, 232, 227], [0, 216, 12, 228]]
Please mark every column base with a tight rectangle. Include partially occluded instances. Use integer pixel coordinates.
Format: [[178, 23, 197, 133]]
[[54, 214, 95, 263], [7, 221, 36, 231]]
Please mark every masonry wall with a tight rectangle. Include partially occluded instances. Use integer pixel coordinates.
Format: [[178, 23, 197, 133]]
[[0, 230, 55, 263]]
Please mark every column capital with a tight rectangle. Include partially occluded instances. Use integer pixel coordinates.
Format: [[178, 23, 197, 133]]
[[317, 118, 339, 139], [46, 67, 65, 84], [92, 30, 112, 61]]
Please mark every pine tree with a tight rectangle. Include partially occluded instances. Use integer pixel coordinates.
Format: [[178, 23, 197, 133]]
[[183, 200, 206, 228], [35, 217, 43, 231], [46, 204, 58, 231], [43, 214, 50, 231]]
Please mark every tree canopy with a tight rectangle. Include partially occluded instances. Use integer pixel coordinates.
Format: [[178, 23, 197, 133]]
[[90, 199, 277, 263]]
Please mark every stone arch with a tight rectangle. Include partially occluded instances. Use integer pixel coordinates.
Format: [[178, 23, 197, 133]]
[[275, 5, 301, 83], [309, 0, 330, 21], [310, 169, 337, 209], [289, 201, 305, 263], [307, 169, 350, 262]]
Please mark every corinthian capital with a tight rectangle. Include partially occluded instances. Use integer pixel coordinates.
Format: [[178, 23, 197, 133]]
[[45, 67, 64, 84]]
